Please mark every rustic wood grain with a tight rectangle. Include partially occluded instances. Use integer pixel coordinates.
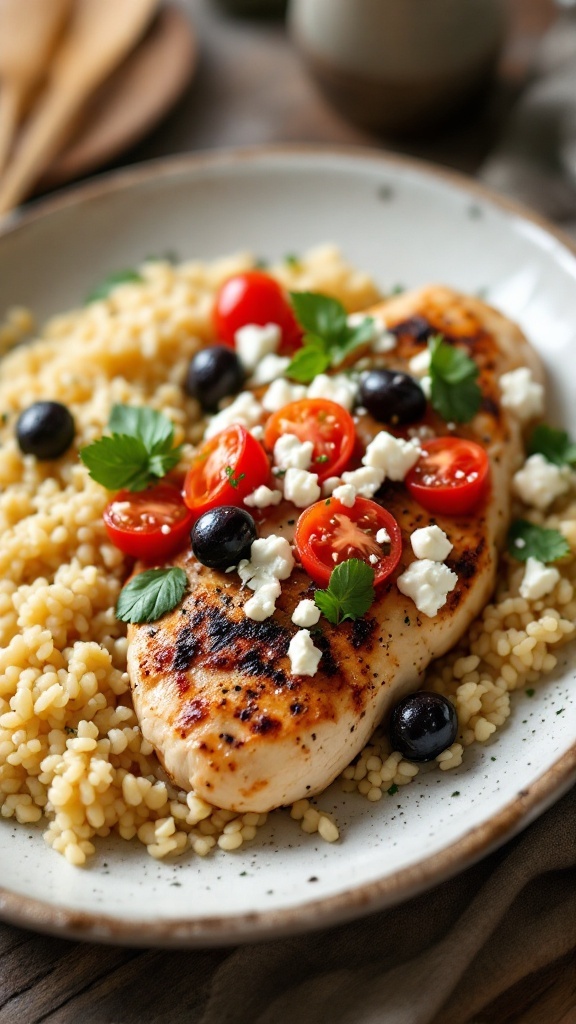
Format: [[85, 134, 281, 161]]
[[0, 1, 573, 1022]]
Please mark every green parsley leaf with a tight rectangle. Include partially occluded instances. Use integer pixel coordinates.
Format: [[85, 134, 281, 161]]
[[224, 465, 246, 489], [314, 558, 375, 625], [80, 404, 182, 491], [116, 567, 188, 624], [85, 268, 143, 303], [428, 334, 482, 423], [507, 519, 570, 563], [527, 424, 576, 467], [286, 292, 376, 384], [387, 784, 399, 796]]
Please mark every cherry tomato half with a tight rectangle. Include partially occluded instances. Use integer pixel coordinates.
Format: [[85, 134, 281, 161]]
[[264, 398, 356, 483], [295, 496, 402, 587], [405, 436, 490, 516], [183, 423, 270, 518], [103, 483, 195, 560], [213, 271, 302, 355]]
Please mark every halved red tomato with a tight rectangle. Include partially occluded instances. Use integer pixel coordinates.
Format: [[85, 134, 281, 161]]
[[213, 270, 303, 355], [103, 482, 195, 560], [183, 423, 270, 517], [264, 398, 355, 483], [405, 436, 490, 515], [295, 496, 402, 587]]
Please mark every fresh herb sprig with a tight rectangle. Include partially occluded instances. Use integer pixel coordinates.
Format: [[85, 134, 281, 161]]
[[507, 520, 570, 564], [116, 567, 188, 623], [527, 424, 576, 467], [428, 334, 482, 423], [86, 268, 143, 303], [314, 558, 375, 625], [80, 404, 182, 492], [286, 292, 375, 384]]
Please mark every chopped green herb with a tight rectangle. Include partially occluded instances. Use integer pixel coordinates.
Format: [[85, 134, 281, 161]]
[[315, 454, 329, 464], [65, 726, 77, 735], [527, 424, 576, 467], [225, 465, 246, 489], [451, 791, 460, 797], [556, 708, 565, 715], [525, 688, 535, 697], [507, 520, 570, 564], [286, 292, 375, 384], [116, 567, 188, 624], [389, 284, 405, 296], [428, 334, 482, 423], [284, 253, 301, 268], [490, 756, 497, 762], [314, 558, 375, 625], [86, 268, 143, 303], [387, 784, 399, 796], [80, 404, 182, 492]]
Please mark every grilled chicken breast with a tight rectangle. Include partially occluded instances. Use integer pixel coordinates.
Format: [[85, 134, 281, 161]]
[[127, 286, 543, 812]]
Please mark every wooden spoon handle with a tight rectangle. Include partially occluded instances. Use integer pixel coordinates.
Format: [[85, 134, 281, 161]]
[[0, 83, 22, 176]]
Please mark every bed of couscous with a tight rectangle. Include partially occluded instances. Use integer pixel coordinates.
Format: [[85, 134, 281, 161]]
[[0, 246, 574, 866]]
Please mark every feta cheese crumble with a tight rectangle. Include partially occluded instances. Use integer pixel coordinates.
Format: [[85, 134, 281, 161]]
[[347, 313, 396, 353], [204, 391, 264, 439], [513, 454, 572, 511], [408, 348, 431, 377], [340, 465, 383, 498], [234, 322, 281, 372], [397, 559, 458, 617], [292, 599, 321, 627], [411, 525, 453, 561], [376, 528, 390, 544], [243, 485, 283, 509], [262, 378, 307, 413], [500, 367, 544, 423], [363, 430, 422, 481], [273, 433, 313, 471], [250, 353, 290, 385], [332, 483, 356, 507], [307, 373, 358, 411], [283, 468, 321, 507], [519, 556, 561, 601], [238, 535, 295, 621], [244, 581, 281, 622], [288, 629, 323, 676], [321, 476, 342, 497]]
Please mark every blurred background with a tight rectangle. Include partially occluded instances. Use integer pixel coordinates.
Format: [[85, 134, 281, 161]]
[[0, 0, 575, 231]]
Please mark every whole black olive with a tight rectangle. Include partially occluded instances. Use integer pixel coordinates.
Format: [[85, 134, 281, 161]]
[[191, 506, 257, 570], [389, 691, 458, 762], [16, 401, 75, 459], [185, 346, 245, 411], [359, 369, 426, 426]]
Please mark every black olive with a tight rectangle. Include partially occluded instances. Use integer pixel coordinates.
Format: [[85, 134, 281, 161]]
[[389, 691, 458, 762], [185, 346, 245, 411], [191, 506, 257, 570], [16, 401, 75, 459], [359, 369, 426, 426]]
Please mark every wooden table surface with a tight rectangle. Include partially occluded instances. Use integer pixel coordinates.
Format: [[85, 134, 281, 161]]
[[1, 1, 574, 1022]]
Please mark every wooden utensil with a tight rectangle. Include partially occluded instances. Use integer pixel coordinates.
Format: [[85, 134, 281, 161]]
[[0, 0, 72, 175], [0, 0, 160, 217]]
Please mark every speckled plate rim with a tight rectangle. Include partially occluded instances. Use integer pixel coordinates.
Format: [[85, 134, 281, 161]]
[[0, 145, 575, 947]]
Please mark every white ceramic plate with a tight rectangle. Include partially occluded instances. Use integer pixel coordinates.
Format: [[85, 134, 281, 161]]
[[0, 147, 574, 946]]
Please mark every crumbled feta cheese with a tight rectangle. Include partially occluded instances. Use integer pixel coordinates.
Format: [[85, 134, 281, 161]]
[[307, 373, 358, 411], [244, 580, 282, 621], [273, 433, 313, 471], [369, 554, 379, 565], [238, 535, 295, 589], [234, 322, 281, 372], [376, 528, 390, 544], [332, 483, 356, 507], [397, 559, 458, 617], [363, 431, 422, 481], [341, 465, 384, 498], [288, 629, 323, 676], [322, 476, 342, 497], [292, 599, 321, 628], [250, 424, 264, 440], [249, 353, 290, 385], [204, 391, 264, 439], [408, 348, 431, 377], [283, 468, 321, 507], [500, 367, 544, 423], [347, 313, 396, 353], [411, 525, 453, 562], [519, 556, 561, 601], [262, 378, 307, 413], [513, 454, 572, 511], [420, 375, 432, 400], [243, 485, 283, 509]]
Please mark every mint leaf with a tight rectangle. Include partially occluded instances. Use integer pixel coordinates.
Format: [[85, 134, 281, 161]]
[[86, 269, 143, 303], [116, 567, 188, 623], [507, 520, 570, 563], [287, 292, 375, 384], [80, 405, 182, 491], [527, 425, 576, 467], [314, 558, 375, 625], [428, 334, 481, 423]]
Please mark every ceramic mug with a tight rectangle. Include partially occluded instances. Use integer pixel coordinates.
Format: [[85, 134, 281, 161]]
[[288, 0, 507, 135]]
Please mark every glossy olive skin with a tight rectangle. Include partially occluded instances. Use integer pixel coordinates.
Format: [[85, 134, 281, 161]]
[[185, 345, 245, 411], [16, 401, 75, 459], [191, 506, 257, 570], [389, 691, 458, 762], [359, 368, 426, 426]]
